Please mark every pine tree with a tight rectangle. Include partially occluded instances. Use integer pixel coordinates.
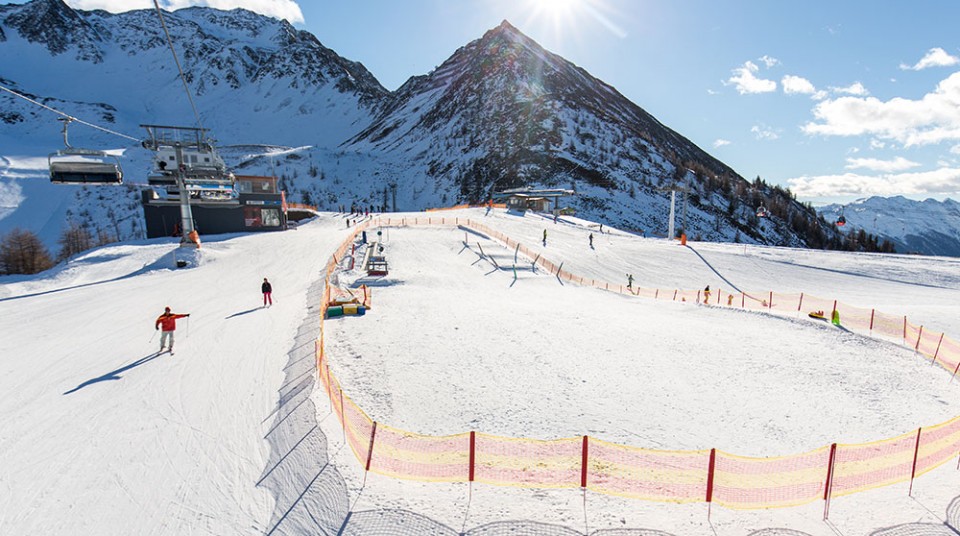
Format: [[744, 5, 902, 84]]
[[57, 222, 94, 261], [0, 228, 54, 275]]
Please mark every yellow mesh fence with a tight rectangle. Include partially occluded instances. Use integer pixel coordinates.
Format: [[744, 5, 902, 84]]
[[311, 215, 960, 510]]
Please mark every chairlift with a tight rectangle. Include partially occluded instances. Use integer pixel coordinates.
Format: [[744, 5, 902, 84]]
[[836, 205, 846, 226], [48, 118, 122, 185]]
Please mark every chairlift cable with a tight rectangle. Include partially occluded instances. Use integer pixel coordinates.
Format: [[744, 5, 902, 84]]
[[152, 0, 206, 134], [0, 83, 139, 142]]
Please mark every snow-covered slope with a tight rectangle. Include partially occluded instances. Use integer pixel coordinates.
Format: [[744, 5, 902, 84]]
[[1, 209, 959, 535], [820, 196, 960, 256]]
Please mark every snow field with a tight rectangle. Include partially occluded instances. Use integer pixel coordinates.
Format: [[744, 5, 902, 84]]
[[1, 208, 959, 535], [320, 209, 960, 534], [327, 224, 960, 456]]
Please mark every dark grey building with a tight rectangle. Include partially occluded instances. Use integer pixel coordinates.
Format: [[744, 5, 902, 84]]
[[142, 175, 288, 238]]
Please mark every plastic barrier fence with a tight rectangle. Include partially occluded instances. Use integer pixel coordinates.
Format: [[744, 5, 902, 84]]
[[314, 216, 960, 514]]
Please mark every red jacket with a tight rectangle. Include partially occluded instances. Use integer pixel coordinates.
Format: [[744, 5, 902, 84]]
[[155, 313, 188, 331]]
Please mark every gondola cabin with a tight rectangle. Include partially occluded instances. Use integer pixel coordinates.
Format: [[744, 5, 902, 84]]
[[836, 216, 846, 226], [756, 205, 769, 218]]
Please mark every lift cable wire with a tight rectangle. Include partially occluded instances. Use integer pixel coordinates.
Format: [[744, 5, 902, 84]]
[[0, 83, 140, 143], [152, 0, 206, 134]]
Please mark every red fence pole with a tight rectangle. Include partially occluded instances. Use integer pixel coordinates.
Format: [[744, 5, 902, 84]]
[[768, 291, 773, 310], [673, 290, 678, 301], [797, 293, 804, 312], [951, 360, 960, 383], [908, 427, 922, 496], [741, 292, 745, 308], [903, 316, 908, 345], [581, 435, 589, 488], [469, 431, 476, 482], [933, 333, 945, 364], [706, 448, 716, 519], [823, 443, 837, 520], [869, 309, 875, 335], [365, 421, 378, 472], [915, 326, 924, 352]]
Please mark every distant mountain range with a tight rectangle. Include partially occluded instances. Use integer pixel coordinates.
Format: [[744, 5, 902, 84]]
[[0, 0, 871, 255], [820, 196, 960, 257]]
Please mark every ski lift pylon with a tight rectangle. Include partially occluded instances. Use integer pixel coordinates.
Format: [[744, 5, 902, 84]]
[[48, 118, 123, 185]]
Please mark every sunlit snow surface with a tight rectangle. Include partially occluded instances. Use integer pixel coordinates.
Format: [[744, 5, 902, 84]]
[[1, 209, 958, 535]]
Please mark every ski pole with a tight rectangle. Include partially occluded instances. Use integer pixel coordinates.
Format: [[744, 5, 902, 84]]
[[149, 329, 157, 343]]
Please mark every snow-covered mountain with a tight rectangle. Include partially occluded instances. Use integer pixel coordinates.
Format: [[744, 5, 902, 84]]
[[820, 196, 960, 256], [0, 0, 844, 254]]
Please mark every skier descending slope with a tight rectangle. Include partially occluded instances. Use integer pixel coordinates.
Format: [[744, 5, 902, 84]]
[[262, 277, 273, 308], [155, 306, 190, 354]]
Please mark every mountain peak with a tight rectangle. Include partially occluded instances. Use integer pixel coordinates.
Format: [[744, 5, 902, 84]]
[[3, 0, 102, 61]]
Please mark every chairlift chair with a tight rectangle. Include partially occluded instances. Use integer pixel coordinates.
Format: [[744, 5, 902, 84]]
[[48, 118, 123, 185]]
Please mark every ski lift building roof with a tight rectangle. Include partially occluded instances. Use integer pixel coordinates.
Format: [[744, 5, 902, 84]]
[[493, 188, 576, 213]]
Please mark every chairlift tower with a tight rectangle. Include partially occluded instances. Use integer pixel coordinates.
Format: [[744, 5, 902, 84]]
[[657, 183, 690, 240], [141, 124, 233, 248]]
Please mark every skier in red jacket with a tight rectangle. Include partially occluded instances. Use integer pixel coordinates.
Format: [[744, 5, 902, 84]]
[[155, 306, 189, 353]]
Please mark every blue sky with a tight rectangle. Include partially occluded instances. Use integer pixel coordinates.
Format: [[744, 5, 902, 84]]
[[17, 0, 960, 204]]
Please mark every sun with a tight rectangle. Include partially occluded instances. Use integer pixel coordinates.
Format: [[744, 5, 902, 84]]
[[529, 0, 582, 18], [520, 0, 627, 42]]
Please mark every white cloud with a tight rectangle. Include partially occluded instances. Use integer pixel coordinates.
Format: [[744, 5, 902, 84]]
[[803, 72, 960, 146], [831, 82, 869, 96], [66, 0, 305, 23], [951, 145, 960, 155], [782, 75, 816, 95], [725, 61, 777, 95], [812, 89, 829, 101], [787, 167, 960, 198], [706, 89, 720, 95], [844, 156, 921, 172], [900, 47, 960, 71], [870, 139, 887, 150], [759, 55, 780, 68], [751, 124, 780, 141], [713, 139, 731, 148]]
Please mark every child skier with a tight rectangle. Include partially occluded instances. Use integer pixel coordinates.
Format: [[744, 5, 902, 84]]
[[155, 307, 190, 353]]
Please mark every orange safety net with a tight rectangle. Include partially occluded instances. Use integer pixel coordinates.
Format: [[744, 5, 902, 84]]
[[588, 439, 709, 502], [831, 430, 918, 497], [312, 213, 960, 510], [370, 426, 471, 482], [713, 447, 831, 509], [473, 434, 582, 489]]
